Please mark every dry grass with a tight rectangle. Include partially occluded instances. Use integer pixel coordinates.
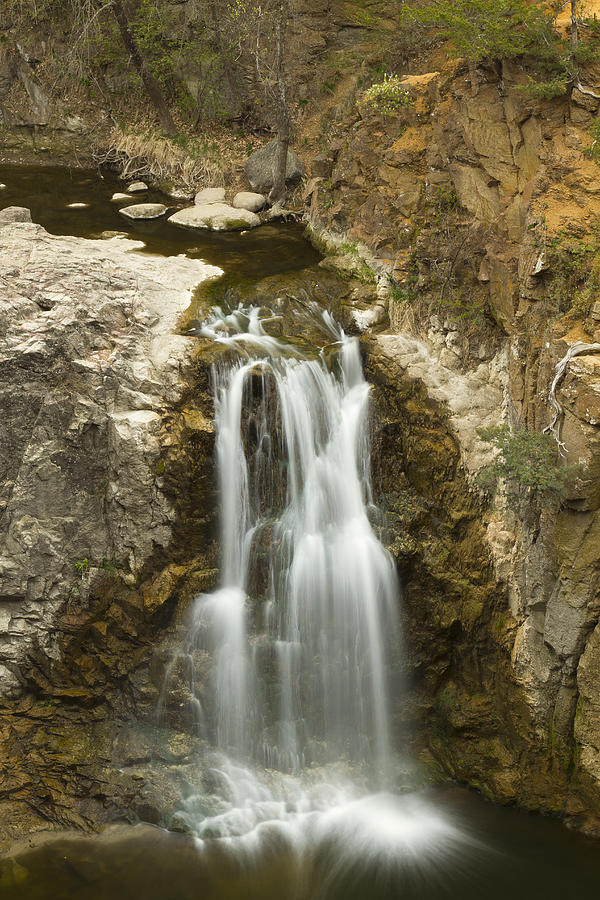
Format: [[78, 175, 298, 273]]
[[95, 128, 226, 193]]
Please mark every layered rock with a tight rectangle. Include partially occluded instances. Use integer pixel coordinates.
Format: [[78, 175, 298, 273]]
[[308, 58, 600, 833]]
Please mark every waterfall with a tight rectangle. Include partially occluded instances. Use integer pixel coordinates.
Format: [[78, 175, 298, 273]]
[[165, 297, 407, 838]]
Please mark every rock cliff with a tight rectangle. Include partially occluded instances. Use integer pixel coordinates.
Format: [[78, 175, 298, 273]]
[[0, 217, 223, 846], [307, 57, 600, 833]]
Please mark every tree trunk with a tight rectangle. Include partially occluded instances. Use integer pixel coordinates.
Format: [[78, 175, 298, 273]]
[[207, 0, 243, 119], [110, 0, 176, 136], [269, 3, 290, 204], [571, 0, 578, 50]]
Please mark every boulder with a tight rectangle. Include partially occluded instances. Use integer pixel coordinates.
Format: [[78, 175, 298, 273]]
[[233, 191, 267, 212], [194, 187, 226, 205], [0, 207, 32, 225], [244, 141, 305, 193], [168, 203, 260, 231], [111, 192, 132, 202], [119, 203, 168, 220], [128, 181, 148, 193]]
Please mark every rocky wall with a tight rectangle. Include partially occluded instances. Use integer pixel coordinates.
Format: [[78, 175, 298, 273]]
[[0, 213, 224, 847], [307, 56, 600, 832]]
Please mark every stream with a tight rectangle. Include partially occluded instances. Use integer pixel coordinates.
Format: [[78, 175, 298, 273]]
[[1, 165, 599, 898]]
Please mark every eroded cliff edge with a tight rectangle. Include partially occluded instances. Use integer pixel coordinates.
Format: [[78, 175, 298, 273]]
[[307, 59, 600, 833]]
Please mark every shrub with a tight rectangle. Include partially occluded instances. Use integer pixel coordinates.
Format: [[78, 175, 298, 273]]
[[74, 557, 89, 576], [544, 224, 600, 319], [402, 0, 560, 65], [402, 0, 574, 97], [477, 425, 580, 501], [362, 74, 413, 116]]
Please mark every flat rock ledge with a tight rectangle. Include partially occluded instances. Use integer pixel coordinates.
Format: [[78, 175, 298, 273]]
[[0, 218, 221, 699], [168, 203, 260, 231]]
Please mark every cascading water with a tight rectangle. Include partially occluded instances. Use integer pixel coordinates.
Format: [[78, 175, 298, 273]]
[[201, 303, 398, 772], [162, 296, 468, 882]]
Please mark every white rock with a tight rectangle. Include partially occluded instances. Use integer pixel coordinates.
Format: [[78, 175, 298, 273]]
[[128, 181, 148, 193], [67, 202, 89, 209], [111, 192, 132, 202], [168, 203, 260, 232], [0, 220, 223, 693], [194, 187, 226, 205], [0, 184, 6, 189], [119, 203, 168, 220], [232, 191, 267, 212]]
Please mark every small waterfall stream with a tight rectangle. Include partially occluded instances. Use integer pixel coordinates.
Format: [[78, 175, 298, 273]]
[[162, 296, 462, 868], [198, 301, 398, 774]]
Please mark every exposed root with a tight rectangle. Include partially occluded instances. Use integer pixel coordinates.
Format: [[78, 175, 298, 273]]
[[544, 341, 600, 452]]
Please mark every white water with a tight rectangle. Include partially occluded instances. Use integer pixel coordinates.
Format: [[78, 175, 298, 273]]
[[163, 297, 467, 870]]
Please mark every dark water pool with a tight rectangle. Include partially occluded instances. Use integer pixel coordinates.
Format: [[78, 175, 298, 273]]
[[0, 787, 598, 900], [0, 165, 320, 284]]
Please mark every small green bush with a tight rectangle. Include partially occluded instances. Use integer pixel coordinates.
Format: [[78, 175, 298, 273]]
[[74, 557, 89, 576], [477, 425, 580, 501], [544, 224, 600, 318], [362, 74, 413, 116], [587, 120, 600, 161]]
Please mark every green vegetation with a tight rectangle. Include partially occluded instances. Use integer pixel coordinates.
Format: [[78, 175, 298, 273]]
[[386, 272, 419, 306], [544, 225, 600, 319], [74, 558, 89, 577], [361, 74, 413, 116], [339, 241, 378, 283], [587, 120, 600, 161], [477, 425, 580, 501], [402, 0, 557, 63], [401, 0, 590, 98], [74, 557, 119, 577]]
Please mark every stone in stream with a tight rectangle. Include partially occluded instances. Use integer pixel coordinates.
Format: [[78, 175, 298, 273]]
[[194, 187, 226, 205], [168, 203, 260, 231], [119, 203, 168, 220], [66, 202, 89, 208], [0, 183, 6, 189], [111, 192, 132, 201], [128, 181, 148, 192], [0, 206, 32, 224], [244, 140, 305, 193], [232, 191, 266, 212]]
